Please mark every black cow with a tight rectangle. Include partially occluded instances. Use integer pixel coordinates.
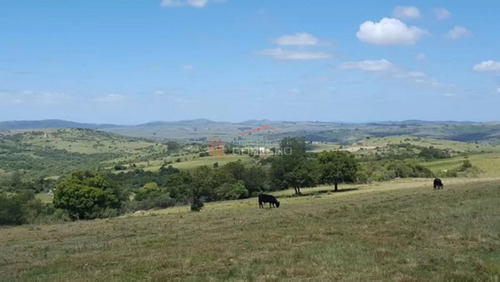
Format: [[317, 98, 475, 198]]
[[258, 194, 280, 208], [433, 178, 444, 190]]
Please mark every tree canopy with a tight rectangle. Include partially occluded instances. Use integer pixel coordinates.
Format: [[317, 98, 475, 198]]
[[54, 170, 123, 219], [318, 151, 359, 191]]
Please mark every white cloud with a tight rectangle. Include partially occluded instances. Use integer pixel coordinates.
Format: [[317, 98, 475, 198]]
[[392, 6, 421, 19], [161, 0, 213, 8], [93, 94, 126, 103], [274, 33, 319, 46], [416, 53, 426, 61], [257, 48, 332, 60], [0, 91, 75, 105], [356, 18, 428, 45], [433, 8, 451, 20], [472, 61, 500, 72], [340, 59, 396, 73], [183, 65, 196, 71], [444, 93, 456, 97], [445, 26, 473, 39], [340, 59, 449, 88]]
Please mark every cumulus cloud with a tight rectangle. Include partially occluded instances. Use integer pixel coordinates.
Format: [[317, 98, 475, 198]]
[[433, 8, 451, 20], [257, 48, 332, 60], [472, 61, 500, 72], [445, 26, 473, 39], [356, 18, 428, 45], [392, 6, 421, 19], [161, 0, 219, 8], [340, 59, 449, 88], [274, 33, 318, 46]]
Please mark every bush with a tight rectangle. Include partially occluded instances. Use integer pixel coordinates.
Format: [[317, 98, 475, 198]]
[[0, 193, 26, 225], [360, 160, 434, 182], [215, 181, 248, 200], [54, 170, 122, 220], [444, 160, 481, 178], [190, 198, 204, 212], [0, 192, 70, 226]]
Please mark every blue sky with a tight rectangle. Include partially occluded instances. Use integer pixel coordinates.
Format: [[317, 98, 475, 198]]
[[1, 0, 499, 124]]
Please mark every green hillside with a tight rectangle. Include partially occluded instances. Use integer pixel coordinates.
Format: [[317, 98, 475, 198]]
[[1, 178, 498, 281]]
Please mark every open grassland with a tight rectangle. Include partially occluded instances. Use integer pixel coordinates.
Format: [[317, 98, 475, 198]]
[[422, 153, 500, 177], [352, 135, 500, 153], [168, 155, 254, 171], [1, 178, 499, 281]]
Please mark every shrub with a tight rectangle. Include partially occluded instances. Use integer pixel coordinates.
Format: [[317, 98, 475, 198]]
[[215, 181, 248, 200], [54, 170, 122, 220], [0, 192, 70, 226]]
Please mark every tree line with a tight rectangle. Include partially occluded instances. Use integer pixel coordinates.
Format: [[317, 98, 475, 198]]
[[2, 136, 475, 225]]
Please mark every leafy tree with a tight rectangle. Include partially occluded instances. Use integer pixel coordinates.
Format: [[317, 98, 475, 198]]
[[270, 137, 314, 194], [270, 137, 308, 192], [53, 170, 122, 219], [0, 192, 27, 225], [165, 171, 193, 202], [189, 166, 212, 211], [280, 137, 306, 156], [243, 166, 268, 196], [418, 146, 451, 160], [318, 151, 359, 191], [214, 181, 248, 200], [285, 159, 319, 194], [221, 161, 246, 181], [209, 168, 237, 198], [166, 140, 180, 152], [0, 192, 69, 225], [134, 182, 165, 201]]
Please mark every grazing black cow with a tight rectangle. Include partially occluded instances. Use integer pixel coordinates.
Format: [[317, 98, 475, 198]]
[[433, 178, 444, 190], [258, 194, 280, 208]]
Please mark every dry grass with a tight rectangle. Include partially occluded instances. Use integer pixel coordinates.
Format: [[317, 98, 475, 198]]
[[1, 178, 499, 281]]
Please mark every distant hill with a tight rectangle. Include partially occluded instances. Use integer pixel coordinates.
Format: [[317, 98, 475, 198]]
[[0, 119, 120, 131], [138, 118, 226, 127], [1, 119, 500, 143]]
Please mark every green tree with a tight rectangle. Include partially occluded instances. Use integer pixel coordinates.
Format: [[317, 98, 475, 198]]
[[285, 159, 319, 194], [165, 171, 193, 202], [318, 151, 359, 192], [53, 170, 122, 219], [189, 166, 212, 211], [270, 137, 308, 192], [166, 140, 180, 152], [221, 161, 246, 181], [215, 181, 248, 200], [243, 166, 268, 196], [134, 182, 165, 201], [280, 137, 306, 156]]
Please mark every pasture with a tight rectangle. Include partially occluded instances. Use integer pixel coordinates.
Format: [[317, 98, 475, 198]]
[[1, 177, 499, 281]]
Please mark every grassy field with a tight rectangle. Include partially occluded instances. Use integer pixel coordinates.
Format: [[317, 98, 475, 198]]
[[1, 178, 499, 281], [421, 152, 500, 177]]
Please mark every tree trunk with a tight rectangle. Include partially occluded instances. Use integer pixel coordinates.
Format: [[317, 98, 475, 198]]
[[334, 182, 338, 192]]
